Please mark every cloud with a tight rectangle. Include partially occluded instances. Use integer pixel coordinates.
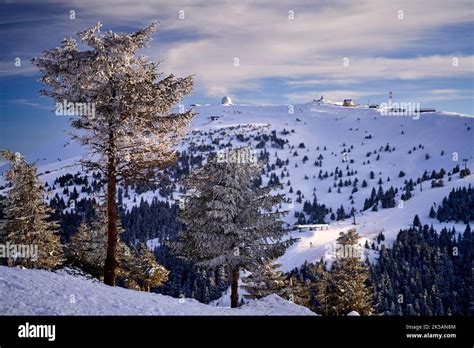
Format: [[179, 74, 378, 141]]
[[285, 89, 383, 103], [419, 88, 473, 102], [286, 78, 359, 86], [146, 0, 473, 97], [8, 99, 52, 110], [0, 61, 38, 77], [1, 0, 472, 102]]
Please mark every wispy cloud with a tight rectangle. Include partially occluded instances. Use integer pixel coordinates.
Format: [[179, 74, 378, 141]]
[[1, 0, 473, 107], [8, 99, 52, 110], [0, 61, 38, 76], [148, 0, 474, 97], [285, 90, 384, 103], [286, 79, 359, 86], [419, 88, 473, 102]]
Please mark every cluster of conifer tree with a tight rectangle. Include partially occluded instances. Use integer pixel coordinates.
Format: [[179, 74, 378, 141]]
[[430, 185, 473, 223], [245, 229, 373, 315], [294, 197, 329, 224], [363, 186, 397, 211], [370, 216, 472, 315]]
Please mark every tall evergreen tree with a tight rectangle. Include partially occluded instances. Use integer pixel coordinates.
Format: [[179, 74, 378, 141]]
[[33, 22, 194, 285], [170, 147, 296, 308], [122, 243, 169, 292], [242, 262, 288, 299], [68, 220, 107, 277], [68, 205, 168, 291], [0, 150, 63, 269], [67, 203, 130, 279], [316, 229, 372, 315], [242, 261, 312, 309]]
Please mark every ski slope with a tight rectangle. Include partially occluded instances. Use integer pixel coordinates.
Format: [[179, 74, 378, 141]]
[[1, 101, 473, 272], [186, 102, 473, 270]]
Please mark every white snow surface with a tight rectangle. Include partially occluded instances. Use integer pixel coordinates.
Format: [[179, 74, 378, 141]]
[[1, 101, 473, 273], [0, 266, 315, 315]]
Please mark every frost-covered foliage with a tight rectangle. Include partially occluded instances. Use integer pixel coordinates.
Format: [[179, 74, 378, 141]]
[[242, 262, 288, 299], [67, 204, 129, 278], [67, 205, 168, 291], [0, 150, 63, 269], [32, 21, 194, 180], [170, 147, 296, 307], [32, 22, 194, 285], [316, 229, 372, 316], [124, 243, 169, 292], [242, 262, 311, 309]]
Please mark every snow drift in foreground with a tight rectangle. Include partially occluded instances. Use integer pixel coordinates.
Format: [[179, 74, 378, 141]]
[[0, 266, 314, 315]]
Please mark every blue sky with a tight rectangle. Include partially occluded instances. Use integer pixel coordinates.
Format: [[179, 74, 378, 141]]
[[0, 0, 473, 158]]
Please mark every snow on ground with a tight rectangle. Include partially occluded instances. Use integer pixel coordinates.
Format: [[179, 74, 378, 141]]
[[0, 266, 314, 315], [146, 238, 161, 251]]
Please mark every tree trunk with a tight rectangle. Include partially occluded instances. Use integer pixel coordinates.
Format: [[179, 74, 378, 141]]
[[104, 150, 118, 286], [230, 268, 239, 308]]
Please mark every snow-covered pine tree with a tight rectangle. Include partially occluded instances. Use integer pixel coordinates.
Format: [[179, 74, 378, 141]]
[[286, 275, 312, 308], [32, 22, 194, 285], [0, 150, 63, 269], [68, 221, 105, 277], [316, 229, 372, 315], [125, 243, 169, 292], [242, 263, 313, 309], [242, 262, 288, 299], [68, 204, 168, 290], [68, 203, 130, 279], [170, 147, 296, 308], [315, 266, 333, 315]]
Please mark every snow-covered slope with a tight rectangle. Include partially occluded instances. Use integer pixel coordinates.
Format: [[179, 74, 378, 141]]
[[186, 102, 473, 268], [0, 266, 314, 315], [2, 101, 473, 272]]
